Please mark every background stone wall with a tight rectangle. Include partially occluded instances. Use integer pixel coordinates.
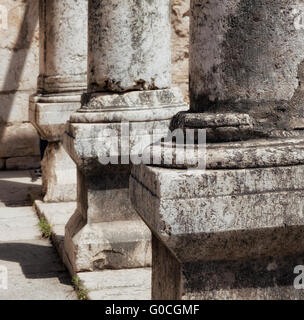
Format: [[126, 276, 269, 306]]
[[0, 0, 40, 170], [0, 0, 189, 170]]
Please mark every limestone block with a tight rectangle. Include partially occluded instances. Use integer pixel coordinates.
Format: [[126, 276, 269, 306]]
[[88, 0, 171, 92], [65, 210, 151, 272], [0, 123, 40, 158], [6, 156, 41, 170], [130, 160, 304, 299], [0, 91, 34, 123], [41, 142, 77, 203], [0, 0, 39, 93], [0, 0, 39, 50], [29, 94, 82, 141]]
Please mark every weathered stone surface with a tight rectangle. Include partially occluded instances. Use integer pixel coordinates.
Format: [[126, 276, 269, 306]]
[[73, 88, 188, 123], [0, 91, 35, 124], [88, 0, 171, 92], [6, 156, 40, 170], [0, 0, 39, 92], [152, 235, 304, 300], [29, 93, 82, 141], [41, 142, 76, 203], [190, 0, 304, 135], [63, 168, 151, 273], [131, 161, 304, 299], [131, 163, 304, 260], [0, 48, 39, 92], [0, 0, 39, 163], [65, 120, 173, 174], [38, 0, 87, 93], [65, 210, 151, 272], [0, 123, 40, 158], [144, 137, 304, 169], [171, 0, 190, 100]]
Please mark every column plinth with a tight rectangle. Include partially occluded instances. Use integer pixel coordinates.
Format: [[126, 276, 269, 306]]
[[130, 0, 304, 299]]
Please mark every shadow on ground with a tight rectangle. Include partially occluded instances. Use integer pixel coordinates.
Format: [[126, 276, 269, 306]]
[[0, 170, 41, 207], [0, 242, 71, 285]]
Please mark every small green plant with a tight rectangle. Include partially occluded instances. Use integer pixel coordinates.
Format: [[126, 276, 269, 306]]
[[39, 217, 52, 239], [72, 276, 89, 300]]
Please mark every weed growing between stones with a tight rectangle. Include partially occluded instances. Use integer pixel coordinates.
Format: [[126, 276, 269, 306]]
[[39, 217, 52, 239], [72, 277, 89, 300]]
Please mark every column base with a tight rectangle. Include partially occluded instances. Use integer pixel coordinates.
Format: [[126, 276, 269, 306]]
[[41, 142, 76, 203], [64, 209, 151, 273], [29, 92, 82, 141], [131, 137, 304, 300]]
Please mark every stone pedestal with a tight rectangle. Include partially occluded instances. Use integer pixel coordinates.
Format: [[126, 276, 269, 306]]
[[131, 140, 304, 299], [64, 90, 188, 273], [129, 0, 304, 299], [30, 0, 88, 205]]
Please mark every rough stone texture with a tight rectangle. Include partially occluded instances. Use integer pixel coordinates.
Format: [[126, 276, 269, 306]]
[[152, 236, 304, 300], [131, 161, 304, 299], [65, 213, 151, 273], [38, 0, 87, 93], [171, 0, 190, 100], [88, 0, 171, 92], [6, 156, 40, 170], [145, 137, 304, 169], [41, 142, 76, 203], [63, 94, 187, 273], [29, 94, 82, 141], [63, 169, 152, 273], [0, 0, 40, 169], [190, 0, 304, 135], [0, 0, 39, 92], [0, 123, 40, 158], [0, 91, 36, 124], [74, 88, 188, 123]]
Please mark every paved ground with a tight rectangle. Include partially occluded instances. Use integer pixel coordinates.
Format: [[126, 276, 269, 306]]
[[0, 170, 151, 300], [0, 170, 77, 300]]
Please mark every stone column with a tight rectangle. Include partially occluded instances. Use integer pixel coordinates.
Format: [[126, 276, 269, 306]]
[[63, 0, 188, 274], [130, 0, 304, 299], [30, 0, 88, 204]]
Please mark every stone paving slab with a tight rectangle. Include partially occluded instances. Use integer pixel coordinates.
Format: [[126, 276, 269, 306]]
[[0, 172, 77, 300], [88, 286, 151, 300], [79, 268, 151, 300], [0, 239, 67, 275], [78, 268, 151, 291], [0, 170, 41, 207], [0, 272, 76, 300], [34, 201, 76, 226]]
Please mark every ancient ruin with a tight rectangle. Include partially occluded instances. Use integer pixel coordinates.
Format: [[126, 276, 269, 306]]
[[1, 0, 304, 301]]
